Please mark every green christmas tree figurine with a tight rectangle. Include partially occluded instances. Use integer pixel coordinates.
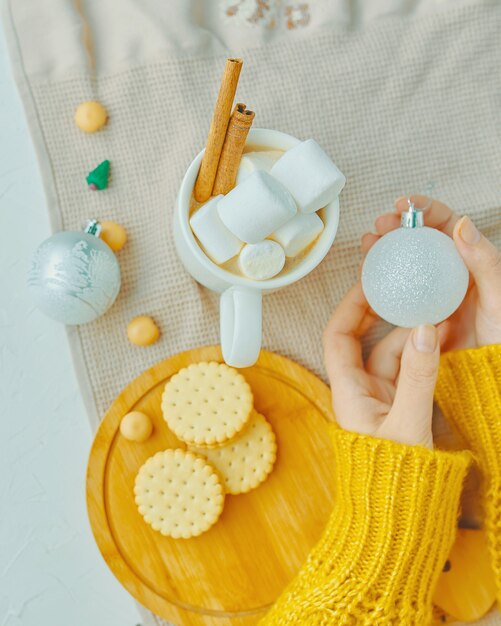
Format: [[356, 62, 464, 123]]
[[86, 159, 110, 190]]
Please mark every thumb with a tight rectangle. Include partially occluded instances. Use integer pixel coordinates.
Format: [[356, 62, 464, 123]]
[[453, 216, 501, 314], [383, 325, 440, 448]]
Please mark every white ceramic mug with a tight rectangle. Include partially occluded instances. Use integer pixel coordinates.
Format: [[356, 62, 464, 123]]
[[173, 128, 340, 368]]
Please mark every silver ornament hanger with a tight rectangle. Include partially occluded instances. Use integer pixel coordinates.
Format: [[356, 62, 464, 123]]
[[401, 198, 424, 229], [84, 218, 102, 237]]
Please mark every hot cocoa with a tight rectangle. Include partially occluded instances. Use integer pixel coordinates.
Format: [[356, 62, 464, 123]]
[[189, 144, 328, 280]]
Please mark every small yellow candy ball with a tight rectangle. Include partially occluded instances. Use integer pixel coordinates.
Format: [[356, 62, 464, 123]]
[[120, 411, 153, 442], [100, 220, 127, 252], [75, 101, 108, 133], [127, 316, 160, 346]]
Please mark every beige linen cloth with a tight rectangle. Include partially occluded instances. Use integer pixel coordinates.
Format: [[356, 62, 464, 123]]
[[3, 1, 501, 624]]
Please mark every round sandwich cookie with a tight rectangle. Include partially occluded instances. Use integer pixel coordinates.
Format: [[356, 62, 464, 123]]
[[190, 411, 277, 495], [134, 449, 224, 539], [162, 362, 253, 447]]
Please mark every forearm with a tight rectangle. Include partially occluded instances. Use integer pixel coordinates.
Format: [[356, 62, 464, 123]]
[[435, 344, 501, 600], [435, 345, 501, 470], [261, 427, 470, 626]]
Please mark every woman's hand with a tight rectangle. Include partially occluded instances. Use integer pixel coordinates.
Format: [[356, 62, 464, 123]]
[[323, 282, 446, 449], [362, 196, 501, 350]]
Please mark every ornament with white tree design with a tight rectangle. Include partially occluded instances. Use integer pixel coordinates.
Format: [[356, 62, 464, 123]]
[[28, 220, 121, 324]]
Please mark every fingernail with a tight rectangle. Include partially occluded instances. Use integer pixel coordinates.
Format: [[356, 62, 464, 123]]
[[413, 324, 437, 353], [395, 195, 407, 204], [459, 216, 480, 245]]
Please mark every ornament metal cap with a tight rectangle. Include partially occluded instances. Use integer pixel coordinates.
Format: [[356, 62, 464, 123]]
[[401, 199, 424, 229], [84, 219, 102, 237]]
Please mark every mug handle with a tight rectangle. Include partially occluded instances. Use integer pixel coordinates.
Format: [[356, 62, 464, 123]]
[[220, 286, 262, 368]]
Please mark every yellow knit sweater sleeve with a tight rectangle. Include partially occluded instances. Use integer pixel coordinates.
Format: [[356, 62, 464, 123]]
[[435, 344, 501, 605], [261, 427, 470, 626]]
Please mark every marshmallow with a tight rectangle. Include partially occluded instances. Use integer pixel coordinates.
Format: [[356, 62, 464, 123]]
[[236, 150, 283, 185], [190, 195, 243, 264], [218, 171, 297, 244], [239, 240, 286, 281], [272, 212, 324, 257], [270, 139, 346, 214]]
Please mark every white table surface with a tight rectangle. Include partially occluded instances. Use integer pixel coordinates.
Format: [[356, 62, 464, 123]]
[[0, 26, 142, 626]]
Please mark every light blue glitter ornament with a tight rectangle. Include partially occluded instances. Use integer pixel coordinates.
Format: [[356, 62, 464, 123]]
[[361, 200, 468, 327], [28, 220, 121, 325]]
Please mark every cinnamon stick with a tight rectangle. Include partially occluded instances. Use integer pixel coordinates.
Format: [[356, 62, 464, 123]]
[[194, 58, 243, 203], [212, 103, 255, 196]]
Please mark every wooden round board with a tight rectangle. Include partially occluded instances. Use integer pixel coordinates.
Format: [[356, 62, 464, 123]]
[[86, 347, 336, 625]]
